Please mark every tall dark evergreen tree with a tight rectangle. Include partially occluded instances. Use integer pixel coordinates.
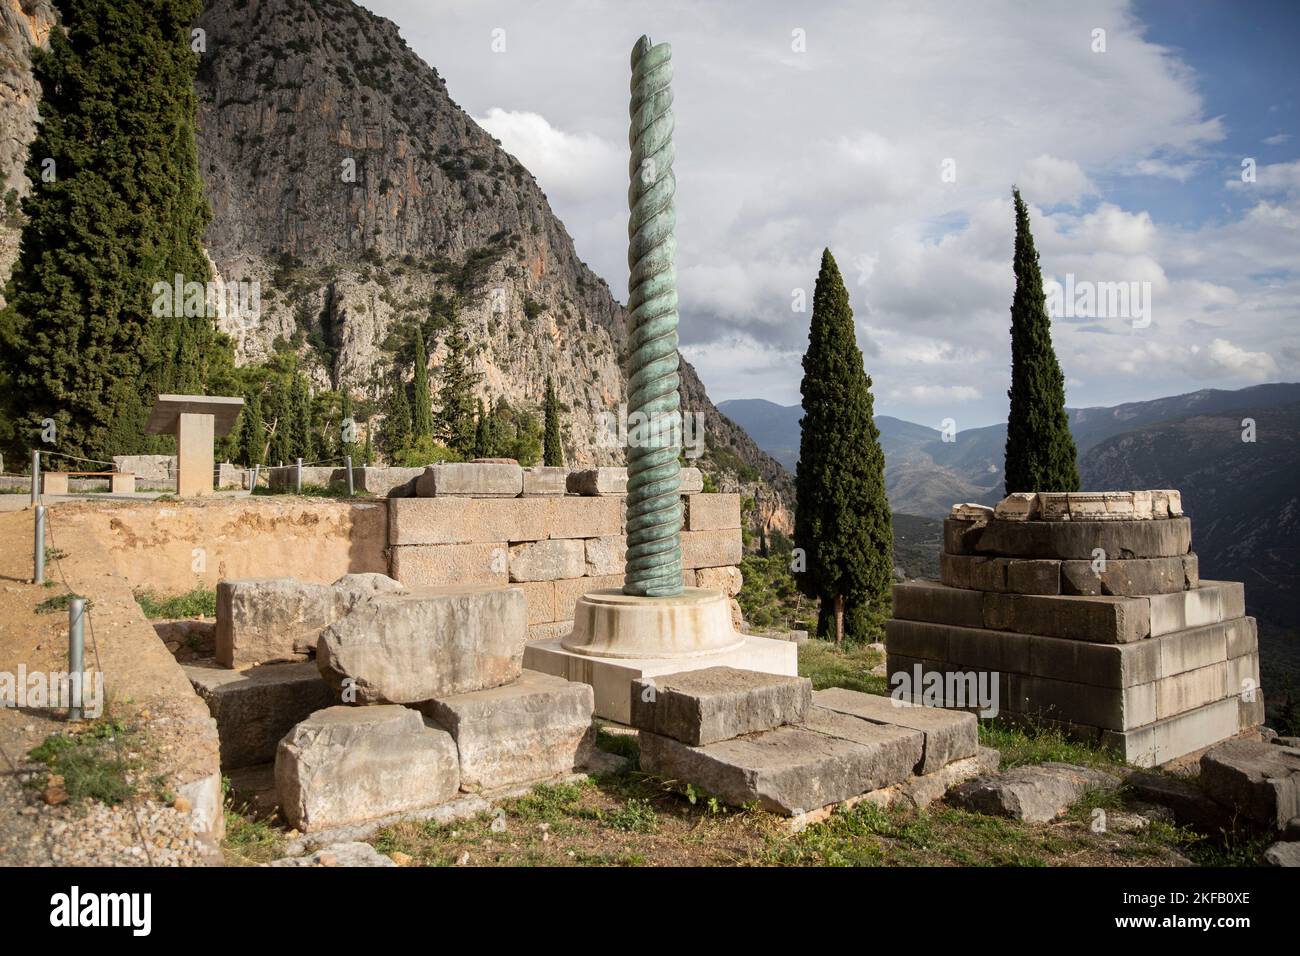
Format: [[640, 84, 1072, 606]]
[[290, 373, 313, 461], [410, 329, 433, 441], [267, 382, 293, 466], [238, 390, 265, 466], [0, 0, 224, 462], [1004, 188, 1080, 494], [543, 375, 563, 467], [436, 314, 480, 456], [379, 376, 412, 461], [793, 249, 893, 646]]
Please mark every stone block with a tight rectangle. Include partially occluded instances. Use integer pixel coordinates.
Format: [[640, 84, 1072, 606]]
[[113, 454, 174, 481], [685, 494, 741, 531], [679, 468, 704, 494], [316, 586, 527, 703], [1152, 489, 1183, 516], [1199, 739, 1300, 830], [943, 518, 986, 556], [799, 708, 925, 788], [354, 466, 424, 497], [884, 619, 953, 663], [681, 529, 743, 569], [1106, 697, 1242, 768], [628, 666, 811, 745], [1158, 619, 1230, 678], [982, 591, 1150, 644], [270, 842, 398, 867], [416, 462, 522, 498], [1147, 582, 1244, 636], [950, 762, 1120, 823], [1037, 493, 1070, 520], [566, 467, 627, 496], [639, 723, 912, 815], [387, 542, 507, 587], [275, 705, 459, 832], [528, 621, 572, 642], [548, 496, 622, 538], [893, 580, 986, 628], [939, 553, 1060, 594], [1239, 692, 1266, 730], [512, 580, 556, 625], [509, 539, 585, 582], [950, 503, 994, 521], [1225, 653, 1260, 700], [961, 516, 1192, 560], [388, 497, 551, 545], [185, 662, 339, 770], [332, 572, 406, 609], [811, 687, 977, 774], [42, 472, 68, 495], [1060, 555, 1190, 596], [110, 472, 135, 494], [1006, 673, 1154, 731], [696, 565, 743, 597], [584, 535, 626, 576], [993, 493, 1039, 521], [422, 670, 595, 791], [216, 578, 341, 668], [522, 466, 568, 496], [1007, 559, 1062, 594], [554, 574, 625, 622], [1028, 633, 1160, 689]]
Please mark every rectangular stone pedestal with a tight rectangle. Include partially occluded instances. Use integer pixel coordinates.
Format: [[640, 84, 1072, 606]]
[[523, 634, 798, 723]]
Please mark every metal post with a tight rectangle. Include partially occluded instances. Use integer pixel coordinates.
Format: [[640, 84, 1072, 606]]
[[30, 448, 40, 507], [346, 455, 354, 497], [295, 457, 303, 494], [33, 505, 45, 585], [68, 597, 85, 721]]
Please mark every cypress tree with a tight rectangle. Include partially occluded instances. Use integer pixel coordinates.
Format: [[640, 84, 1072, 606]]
[[267, 381, 293, 466], [1004, 188, 1080, 494], [793, 249, 893, 646], [411, 328, 433, 441], [238, 390, 265, 466], [0, 0, 222, 462], [380, 377, 412, 461], [362, 420, 374, 465], [543, 375, 563, 467], [291, 373, 314, 461], [436, 314, 479, 456]]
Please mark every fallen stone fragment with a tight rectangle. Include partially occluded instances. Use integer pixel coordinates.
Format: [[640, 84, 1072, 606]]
[[269, 841, 398, 867], [948, 762, 1120, 823], [1263, 842, 1300, 867], [1199, 739, 1300, 830], [629, 666, 811, 746], [812, 687, 977, 774]]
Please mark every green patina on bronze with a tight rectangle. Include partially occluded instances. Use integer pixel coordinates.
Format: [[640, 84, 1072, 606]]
[[623, 34, 684, 598]]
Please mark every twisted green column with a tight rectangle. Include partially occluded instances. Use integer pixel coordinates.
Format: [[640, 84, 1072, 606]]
[[623, 34, 683, 598]]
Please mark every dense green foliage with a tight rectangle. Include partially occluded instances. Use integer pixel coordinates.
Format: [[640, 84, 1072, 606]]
[[543, 375, 563, 467], [411, 328, 433, 441], [1004, 188, 1080, 494], [435, 313, 479, 456], [793, 249, 893, 644]]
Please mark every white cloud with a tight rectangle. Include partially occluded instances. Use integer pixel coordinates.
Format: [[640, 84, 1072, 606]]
[[473, 107, 620, 204], [1187, 338, 1280, 380], [1019, 155, 1095, 206], [1132, 158, 1200, 181]]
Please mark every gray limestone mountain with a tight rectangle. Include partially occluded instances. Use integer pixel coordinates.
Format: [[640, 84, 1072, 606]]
[[0, 0, 792, 531]]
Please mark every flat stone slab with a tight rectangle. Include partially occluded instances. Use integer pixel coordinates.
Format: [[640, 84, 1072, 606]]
[[812, 687, 977, 774], [629, 666, 811, 745], [1264, 842, 1300, 867], [317, 586, 527, 704], [269, 842, 397, 867], [185, 661, 338, 770], [416, 462, 523, 497], [1060, 555, 1195, 596], [275, 705, 460, 832], [1199, 739, 1300, 830], [951, 516, 1192, 560], [422, 669, 595, 792], [216, 577, 340, 668], [522, 466, 568, 496], [567, 467, 628, 496], [638, 722, 919, 815], [949, 762, 1121, 823]]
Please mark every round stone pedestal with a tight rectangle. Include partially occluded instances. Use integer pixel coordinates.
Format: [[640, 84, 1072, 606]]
[[561, 587, 745, 660]]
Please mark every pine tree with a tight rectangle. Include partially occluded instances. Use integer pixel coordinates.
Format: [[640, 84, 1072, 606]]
[[380, 378, 412, 461], [1004, 188, 1080, 494], [436, 314, 480, 456], [543, 375, 564, 467], [793, 249, 893, 646], [411, 328, 433, 441], [238, 390, 265, 466], [0, 0, 223, 462]]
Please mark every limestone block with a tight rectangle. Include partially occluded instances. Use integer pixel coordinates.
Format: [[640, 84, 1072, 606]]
[[332, 572, 406, 609], [388, 497, 552, 546], [566, 467, 627, 496], [812, 687, 977, 774], [1107, 697, 1242, 768], [993, 493, 1039, 521], [629, 666, 811, 745], [1199, 739, 1300, 829], [696, 565, 743, 597], [42, 472, 68, 495], [1027, 632, 1160, 689], [1060, 555, 1191, 596], [681, 529, 743, 570], [939, 553, 1060, 594], [1225, 652, 1260, 701], [944, 518, 987, 555], [1225, 615, 1259, 660], [522, 466, 568, 496], [1152, 489, 1183, 516], [516, 580, 556, 625], [1147, 582, 1244, 636], [316, 586, 527, 703], [509, 539, 585, 582], [354, 466, 424, 497], [1155, 662, 1228, 720], [110, 473, 136, 494], [679, 468, 705, 494], [185, 662, 338, 769], [528, 621, 573, 643], [422, 670, 595, 791], [1037, 493, 1070, 520], [416, 462, 522, 497], [950, 762, 1120, 823], [1005, 673, 1155, 731], [685, 494, 741, 531], [961, 516, 1192, 560], [1158, 619, 1230, 678], [584, 535, 626, 576], [548, 496, 622, 538], [950, 503, 994, 521], [554, 574, 625, 622], [270, 842, 398, 867], [113, 454, 174, 481], [982, 590, 1150, 644], [798, 708, 924, 789], [275, 706, 459, 832], [387, 542, 507, 587], [216, 578, 341, 668], [893, 581, 986, 628]]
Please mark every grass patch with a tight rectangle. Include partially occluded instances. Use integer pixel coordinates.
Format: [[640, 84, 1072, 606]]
[[133, 587, 216, 620], [979, 718, 1128, 771], [35, 592, 91, 615], [28, 719, 138, 805], [798, 639, 886, 694], [252, 483, 372, 498]]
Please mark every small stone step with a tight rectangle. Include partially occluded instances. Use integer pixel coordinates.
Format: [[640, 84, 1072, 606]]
[[811, 687, 977, 774], [629, 666, 811, 745], [949, 762, 1120, 823]]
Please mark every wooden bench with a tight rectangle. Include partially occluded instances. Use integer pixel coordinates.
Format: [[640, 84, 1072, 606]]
[[42, 471, 135, 495]]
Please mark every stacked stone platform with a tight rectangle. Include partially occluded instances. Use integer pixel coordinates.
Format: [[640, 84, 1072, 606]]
[[888, 492, 1263, 767]]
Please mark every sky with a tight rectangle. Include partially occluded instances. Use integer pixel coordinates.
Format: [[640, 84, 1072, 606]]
[[360, 0, 1299, 428]]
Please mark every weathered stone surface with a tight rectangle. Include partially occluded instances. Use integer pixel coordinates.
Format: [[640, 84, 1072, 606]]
[[352, 466, 424, 497], [944, 518, 987, 555], [316, 587, 527, 703], [554, 573, 624, 622], [113, 454, 175, 481], [521, 466, 568, 496], [993, 493, 1039, 521], [1156, 661, 1228, 720], [388, 497, 551, 545], [1028, 632, 1161, 689], [416, 462, 523, 497], [422, 670, 595, 791], [528, 620, 573, 642], [681, 529, 743, 569], [812, 687, 977, 774], [696, 565, 743, 597], [1148, 582, 1245, 636], [685, 494, 741, 531], [1124, 770, 1237, 832], [548, 496, 622, 538], [629, 666, 811, 745], [1264, 842, 1300, 867], [508, 539, 585, 582], [566, 467, 627, 496], [893, 580, 986, 628], [639, 724, 909, 815], [216, 578, 340, 668], [332, 572, 406, 609], [950, 503, 994, 521], [1006, 672, 1155, 731], [961, 516, 1192, 560], [679, 468, 704, 494], [1060, 555, 1191, 596], [584, 535, 626, 576], [950, 762, 1120, 823], [982, 590, 1150, 644], [270, 842, 398, 867], [1199, 739, 1300, 829], [387, 542, 507, 587], [800, 707, 925, 784], [939, 553, 1061, 594], [185, 662, 338, 770], [275, 706, 459, 832], [515, 580, 556, 624]]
